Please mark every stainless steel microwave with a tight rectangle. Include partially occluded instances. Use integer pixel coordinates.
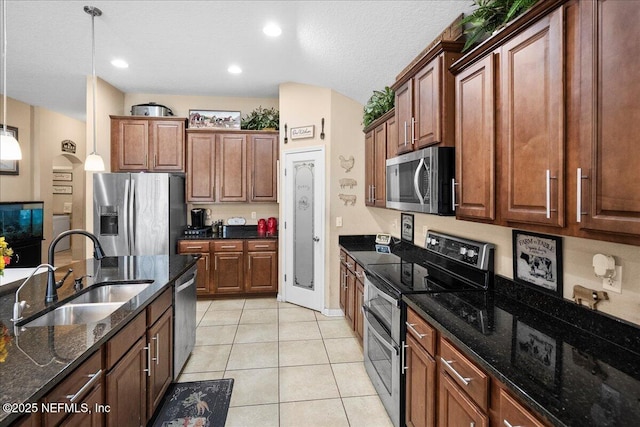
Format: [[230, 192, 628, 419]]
[[385, 147, 455, 215]]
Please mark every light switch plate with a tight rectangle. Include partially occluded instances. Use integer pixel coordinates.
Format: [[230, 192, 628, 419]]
[[336, 216, 343, 227], [63, 202, 72, 213]]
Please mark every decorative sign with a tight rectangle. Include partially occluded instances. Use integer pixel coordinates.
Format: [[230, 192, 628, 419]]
[[512, 230, 563, 296], [291, 125, 315, 140], [61, 139, 76, 154], [401, 213, 414, 243], [53, 172, 73, 181], [53, 185, 73, 195]]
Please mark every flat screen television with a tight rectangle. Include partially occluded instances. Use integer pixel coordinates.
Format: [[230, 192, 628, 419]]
[[0, 201, 44, 243]]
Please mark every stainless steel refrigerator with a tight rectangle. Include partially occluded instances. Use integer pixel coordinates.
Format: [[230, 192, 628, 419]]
[[93, 173, 186, 256]]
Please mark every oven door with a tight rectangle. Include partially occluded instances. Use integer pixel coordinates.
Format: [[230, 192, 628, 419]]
[[363, 305, 400, 427], [364, 274, 402, 343]]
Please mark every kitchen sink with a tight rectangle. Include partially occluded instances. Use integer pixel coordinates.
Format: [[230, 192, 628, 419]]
[[22, 302, 125, 327], [19, 280, 154, 328]]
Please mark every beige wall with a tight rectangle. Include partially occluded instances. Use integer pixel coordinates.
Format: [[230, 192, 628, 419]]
[[0, 97, 33, 201]]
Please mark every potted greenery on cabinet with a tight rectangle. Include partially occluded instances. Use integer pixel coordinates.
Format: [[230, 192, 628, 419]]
[[363, 86, 395, 129], [241, 106, 280, 130]]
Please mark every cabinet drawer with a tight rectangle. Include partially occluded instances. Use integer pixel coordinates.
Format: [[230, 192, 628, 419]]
[[42, 349, 103, 427], [440, 337, 489, 411], [346, 255, 356, 272], [406, 307, 437, 356], [106, 312, 146, 370], [213, 240, 244, 252], [147, 287, 172, 326], [355, 263, 365, 282], [339, 249, 347, 264], [499, 388, 546, 427], [178, 241, 210, 253], [247, 240, 277, 251]]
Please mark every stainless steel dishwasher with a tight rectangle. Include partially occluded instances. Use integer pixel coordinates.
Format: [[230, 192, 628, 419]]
[[173, 264, 197, 378]]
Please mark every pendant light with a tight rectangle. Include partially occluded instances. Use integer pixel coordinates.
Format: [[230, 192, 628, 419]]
[[0, 0, 21, 161], [84, 5, 104, 172]]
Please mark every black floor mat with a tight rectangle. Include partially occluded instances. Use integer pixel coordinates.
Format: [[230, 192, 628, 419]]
[[149, 379, 234, 427]]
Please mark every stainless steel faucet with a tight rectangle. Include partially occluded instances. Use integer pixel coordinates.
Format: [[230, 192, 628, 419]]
[[46, 229, 106, 303], [11, 263, 55, 323]]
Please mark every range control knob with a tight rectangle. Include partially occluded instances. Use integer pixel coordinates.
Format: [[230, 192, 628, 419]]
[[459, 247, 467, 255], [467, 249, 476, 258]]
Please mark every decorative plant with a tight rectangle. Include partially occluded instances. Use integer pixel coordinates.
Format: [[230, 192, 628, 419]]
[[461, 0, 538, 52], [363, 86, 395, 129], [0, 237, 13, 274], [241, 106, 280, 130]]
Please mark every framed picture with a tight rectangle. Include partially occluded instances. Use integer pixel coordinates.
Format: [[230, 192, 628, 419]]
[[512, 230, 563, 297], [401, 213, 414, 243], [511, 317, 562, 397], [52, 171, 73, 181], [188, 110, 240, 129], [0, 125, 19, 175], [290, 125, 315, 140], [53, 185, 73, 194]]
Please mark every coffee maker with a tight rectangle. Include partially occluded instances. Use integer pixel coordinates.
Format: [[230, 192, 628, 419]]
[[191, 209, 205, 228], [185, 209, 212, 236]]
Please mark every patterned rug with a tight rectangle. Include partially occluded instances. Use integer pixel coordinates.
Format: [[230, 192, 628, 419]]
[[150, 379, 234, 427]]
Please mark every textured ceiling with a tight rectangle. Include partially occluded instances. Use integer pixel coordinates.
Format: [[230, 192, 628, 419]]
[[5, 1, 472, 121]]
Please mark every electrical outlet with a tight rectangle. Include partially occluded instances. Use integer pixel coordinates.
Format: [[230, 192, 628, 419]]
[[251, 211, 256, 219], [336, 216, 343, 227], [603, 265, 622, 293]]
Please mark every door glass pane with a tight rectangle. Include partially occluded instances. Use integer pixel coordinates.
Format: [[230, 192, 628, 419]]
[[293, 160, 315, 290]]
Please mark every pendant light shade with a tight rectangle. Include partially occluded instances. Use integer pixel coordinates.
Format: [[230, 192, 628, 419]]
[[84, 5, 104, 172], [0, 0, 21, 161]]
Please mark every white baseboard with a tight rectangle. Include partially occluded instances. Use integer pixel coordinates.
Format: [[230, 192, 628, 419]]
[[321, 308, 345, 318]]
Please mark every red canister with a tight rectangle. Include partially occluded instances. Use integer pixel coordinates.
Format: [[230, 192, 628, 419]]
[[267, 217, 277, 235], [257, 218, 267, 235]]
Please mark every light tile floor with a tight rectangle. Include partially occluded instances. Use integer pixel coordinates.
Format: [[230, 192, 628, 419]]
[[178, 297, 394, 427]]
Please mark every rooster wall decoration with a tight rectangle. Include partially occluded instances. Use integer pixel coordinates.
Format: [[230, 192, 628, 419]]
[[339, 155, 354, 173]]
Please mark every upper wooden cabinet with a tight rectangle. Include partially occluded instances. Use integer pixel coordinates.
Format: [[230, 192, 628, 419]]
[[110, 116, 186, 172], [392, 42, 463, 155], [454, 54, 496, 222], [500, 8, 565, 227], [577, 0, 640, 237], [364, 110, 392, 207], [186, 130, 278, 203]]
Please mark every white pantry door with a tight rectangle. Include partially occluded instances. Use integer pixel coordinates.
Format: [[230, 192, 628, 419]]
[[282, 147, 325, 312]]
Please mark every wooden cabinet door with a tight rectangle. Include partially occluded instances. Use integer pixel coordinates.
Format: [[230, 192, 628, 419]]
[[111, 119, 149, 171], [249, 133, 278, 202], [373, 122, 387, 207], [498, 388, 546, 427], [106, 337, 147, 427], [455, 54, 496, 221], [64, 383, 104, 427], [213, 252, 244, 293], [147, 309, 173, 418], [345, 269, 356, 327], [578, 0, 640, 236], [150, 120, 185, 171], [414, 57, 441, 148], [216, 134, 247, 202], [405, 335, 436, 427], [386, 114, 398, 160], [438, 372, 488, 427], [500, 9, 565, 227], [246, 251, 277, 292], [339, 260, 347, 313], [355, 275, 364, 342], [395, 79, 414, 154], [195, 253, 211, 295], [364, 130, 375, 206], [186, 132, 216, 202]]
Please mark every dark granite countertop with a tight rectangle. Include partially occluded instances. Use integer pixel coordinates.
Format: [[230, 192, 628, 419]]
[[179, 225, 278, 241], [0, 254, 198, 426], [339, 234, 640, 427]]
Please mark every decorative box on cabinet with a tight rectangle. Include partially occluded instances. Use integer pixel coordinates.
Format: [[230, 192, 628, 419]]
[[110, 116, 186, 172], [392, 42, 463, 155]]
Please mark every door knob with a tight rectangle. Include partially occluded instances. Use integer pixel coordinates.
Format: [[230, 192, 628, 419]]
[[313, 236, 320, 242]]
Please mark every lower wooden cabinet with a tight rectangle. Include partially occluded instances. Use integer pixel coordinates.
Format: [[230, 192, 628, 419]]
[[355, 276, 364, 341], [106, 336, 147, 427], [179, 239, 278, 297], [147, 309, 173, 418], [339, 252, 347, 314], [338, 248, 364, 346], [438, 371, 488, 427], [405, 334, 436, 427], [498, 387, 546, 427], [63, 383, 104, 427]]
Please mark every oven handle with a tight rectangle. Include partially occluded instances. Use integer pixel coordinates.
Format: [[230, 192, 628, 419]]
[[364, 275, 399, 308], [363, 310, 399, 356]]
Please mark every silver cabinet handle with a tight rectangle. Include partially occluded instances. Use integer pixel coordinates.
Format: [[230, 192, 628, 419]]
[[452, 178, 458, 211], [248, 256, 251, 270], [186, 246, 204, 250], [154, 153, 157, 168], [411, 117, 416, 144], [402, 342, 408, 374], [205, 255, 209, 271], [214, 256, 218, 270], [254, 244, 269, 248], [144, 344, 151, 377], [65, 369, 102, 403], [152, 333, 160, 365], [545, 169, 557, 219], [441, 357, 471, 386], [576, 168, 588, 223], [221, 245, 237, 249], [406, 322, 427, 339]]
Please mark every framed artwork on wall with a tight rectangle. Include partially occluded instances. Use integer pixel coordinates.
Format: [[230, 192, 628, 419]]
[[512, 230, 563, 297]]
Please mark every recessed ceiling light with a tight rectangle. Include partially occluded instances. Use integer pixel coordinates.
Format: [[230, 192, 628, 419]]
[[111, 59, 129, 68], [228, 65, 242, 74], [263, 23, 282, 37]]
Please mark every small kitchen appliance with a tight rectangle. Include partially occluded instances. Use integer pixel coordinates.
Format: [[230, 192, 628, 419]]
[[267, 217, 277, 235], [190, 209, 205, 228], [257, 218, 267, 235], [130, 102, 173, 116]]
